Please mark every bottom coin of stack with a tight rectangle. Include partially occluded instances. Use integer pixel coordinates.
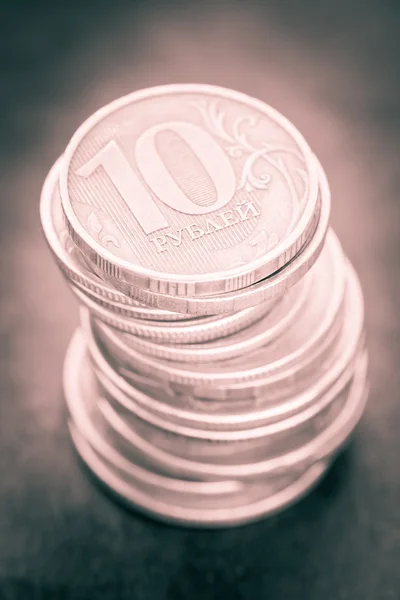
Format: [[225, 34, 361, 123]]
[[61, 233, 367, 527]]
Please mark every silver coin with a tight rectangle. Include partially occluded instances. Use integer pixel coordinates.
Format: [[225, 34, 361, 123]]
[[96, 347, 367, 462], [69, 420, 330, 527], [86, 265, 366, 429], [98, 275, 309, 363], [96, 348, 368, 481], [94, 332, 364, 433], [73, 283, 278, 344], [99, 341, 364, 433], [70, 419, 313, 512], [96, 355, 361, 464], [81, 160, 327, 315], [60, 84, 319, 299], [86, 229, 345, 389], [68, 408, 307, 509], [64, 346, 331, 527], [83, 255, 364, 413]]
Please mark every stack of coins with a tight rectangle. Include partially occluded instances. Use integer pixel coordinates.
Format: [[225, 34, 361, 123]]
[[40, 85, 368, 527]]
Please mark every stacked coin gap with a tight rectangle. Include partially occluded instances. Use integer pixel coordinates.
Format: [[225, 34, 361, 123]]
[[40, 84, 368, 527]]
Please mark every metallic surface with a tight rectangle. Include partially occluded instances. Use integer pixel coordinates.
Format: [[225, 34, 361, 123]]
[[60, 85, 319, 297]]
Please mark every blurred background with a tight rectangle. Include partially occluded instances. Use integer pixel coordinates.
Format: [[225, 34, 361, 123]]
[[0, 1, 399, 598]]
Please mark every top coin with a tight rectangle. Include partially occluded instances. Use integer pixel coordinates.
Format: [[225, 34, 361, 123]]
[[61, 84, 319, 297]]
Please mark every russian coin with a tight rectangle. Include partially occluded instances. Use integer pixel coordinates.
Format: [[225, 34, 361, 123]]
[[70, 156, 327, 315], [85, 260, 363, 414], [70, 419, 310, 513], [64, 333, 323, 510], [67, 316, 366, 475], [72, 283, 278, 344], [96, 274, 309, 363], [98, 347, 363, 435], [69, 421, 330, 527], [96, 357, 359, 463], [93, 337, 362, 433], [83, 255, 364, 413], [87, 229, 345, 389], [60, 84, 320, 299], [97, 350, 368, 481]]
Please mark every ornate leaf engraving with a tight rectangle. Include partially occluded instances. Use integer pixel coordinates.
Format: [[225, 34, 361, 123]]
[[191, 99, 306, 266]]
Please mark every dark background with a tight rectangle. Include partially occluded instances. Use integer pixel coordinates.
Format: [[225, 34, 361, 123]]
[[1, 1, 400, 598]]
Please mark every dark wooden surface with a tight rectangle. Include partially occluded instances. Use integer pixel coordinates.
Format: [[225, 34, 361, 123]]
[[1, 1, 399, 598]]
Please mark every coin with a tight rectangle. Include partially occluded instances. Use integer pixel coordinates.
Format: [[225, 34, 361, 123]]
[[96, 350, 368, 481], [85, 272, 363, 417], [68, 400, 310, 511], [72, 283, 278, 344], [96, 357, 358, 463], [69, 421, 330, 527], [65, 310, 366, 482], [82, 248, 364, 413], [96, 274, 309, 363], [93, 334, 362, 433], [87, 229, 345, 389], [70, 419, 310, 513], [91, 313, 366, 443], [98, 341, 362, 433], [60, 84, 319, 299]]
